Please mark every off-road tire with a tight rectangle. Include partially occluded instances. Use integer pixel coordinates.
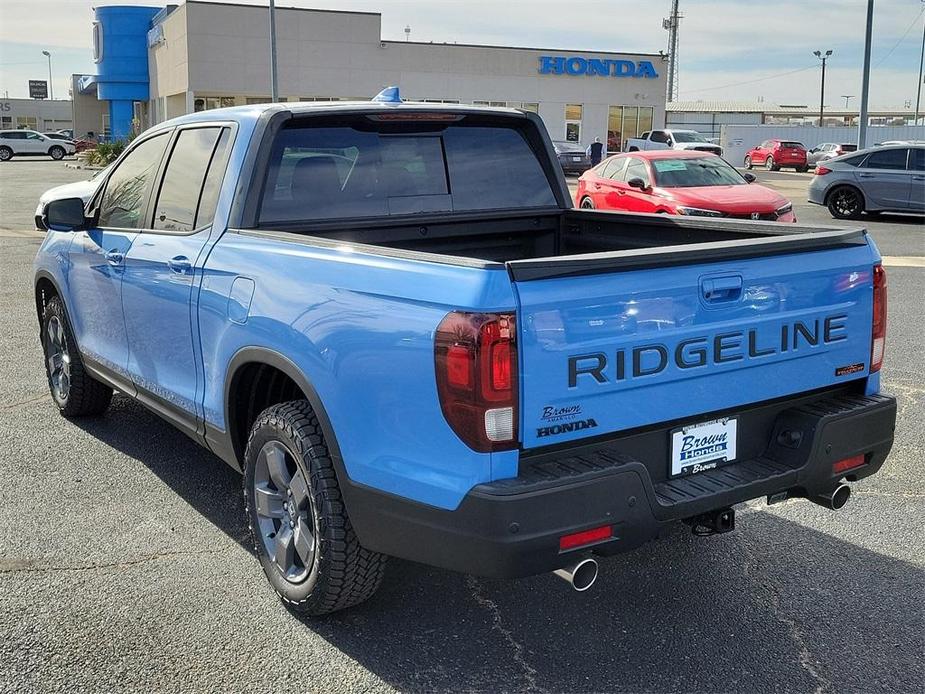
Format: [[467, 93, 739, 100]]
[[244, 400, 386, 616], [41, 295, 113, 416], [49, 146, 65, 160], [0, 146, 12, 161]]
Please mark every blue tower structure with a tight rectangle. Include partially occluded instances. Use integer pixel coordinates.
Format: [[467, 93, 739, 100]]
[[78, 5, 160, 140]]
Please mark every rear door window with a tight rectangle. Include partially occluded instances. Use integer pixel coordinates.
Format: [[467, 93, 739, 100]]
[[910, 148, 924, 171], [152, 127, 223, 232], [864, 148, 909, 170], [258, 119, 557, 223]]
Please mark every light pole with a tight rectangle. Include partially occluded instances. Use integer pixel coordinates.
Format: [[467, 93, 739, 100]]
[[813, 49, 832, 127], [858, 0, 873, 149], [41, 50, 53, 100], [841, 95, 855, 108], [915, 1, 925, 125], [268, 0, 278, 102]]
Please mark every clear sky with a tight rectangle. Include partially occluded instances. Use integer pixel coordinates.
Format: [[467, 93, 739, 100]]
[[0, 0, 922, 108]]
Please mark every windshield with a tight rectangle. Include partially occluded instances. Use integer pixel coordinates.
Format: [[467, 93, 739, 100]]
[[259, 119, 557, 223], [671, 131, 709, 143], [651, 156, 745, 187], [554, 141, 585, 153]]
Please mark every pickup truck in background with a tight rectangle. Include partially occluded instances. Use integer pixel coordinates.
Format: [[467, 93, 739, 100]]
[[625, 128, 723, 156], [34, 92, 896, 616]]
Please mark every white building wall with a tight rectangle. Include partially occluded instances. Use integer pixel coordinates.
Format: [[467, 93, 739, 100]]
[[147, 3, 666, 150]]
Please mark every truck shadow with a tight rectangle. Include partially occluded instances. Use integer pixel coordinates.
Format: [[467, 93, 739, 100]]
[[74, 395, 922, 693]]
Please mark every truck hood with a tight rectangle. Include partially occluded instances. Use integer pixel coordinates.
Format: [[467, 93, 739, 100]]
[[675, 142, 722, 152], [662, 184, 788, 214], [38, 174, 106, 206]]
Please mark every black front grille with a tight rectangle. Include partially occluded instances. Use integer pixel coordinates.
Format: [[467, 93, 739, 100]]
[[728, 211, 779, 221]]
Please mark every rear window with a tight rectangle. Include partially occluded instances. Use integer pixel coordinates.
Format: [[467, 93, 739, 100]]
[[839, 144, 858, 152], [780, 141, 805, 149], [259, 118, 557, 223]]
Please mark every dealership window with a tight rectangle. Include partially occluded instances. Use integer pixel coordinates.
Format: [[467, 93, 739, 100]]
[[518, 103, 539, 114], [194, 97, 236, 112], [0, 117, 11, 129], [607, 105, 654, 152], [16, 116, 37, 130], [565, 104, 582, 142]]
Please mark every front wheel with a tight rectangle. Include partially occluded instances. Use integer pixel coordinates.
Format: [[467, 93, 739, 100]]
[[244, 400, 386, 616], [0, 146, 12, 161], [41, 296, 113, 416], [826, 186, 864, 220], [49, 146, 65, 161], [579, 197, 594, 209]]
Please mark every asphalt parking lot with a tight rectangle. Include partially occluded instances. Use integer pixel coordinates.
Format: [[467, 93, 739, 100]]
[[1, 160, 923, 693]]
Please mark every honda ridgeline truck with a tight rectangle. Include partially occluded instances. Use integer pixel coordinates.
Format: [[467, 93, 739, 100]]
[[34, 92, 895, 615]]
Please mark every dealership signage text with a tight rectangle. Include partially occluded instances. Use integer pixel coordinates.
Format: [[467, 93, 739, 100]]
[[538, 56, 659, 79]]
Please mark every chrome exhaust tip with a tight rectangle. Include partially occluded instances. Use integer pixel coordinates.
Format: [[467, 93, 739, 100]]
[[553, 557, 599, 592], [812, 483, 851, 510]]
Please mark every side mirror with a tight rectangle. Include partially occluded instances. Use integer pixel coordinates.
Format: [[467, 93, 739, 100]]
[[665, 139, 673, 146], [627, 177, 649, 191], [44, 197, 88, 232], [742, 172, 757, 183]]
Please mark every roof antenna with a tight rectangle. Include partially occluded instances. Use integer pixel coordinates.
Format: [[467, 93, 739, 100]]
[[404, 24, 411, 41], [372, 86, 402, 104]]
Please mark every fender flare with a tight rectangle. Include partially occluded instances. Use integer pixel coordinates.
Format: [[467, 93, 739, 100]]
[[221, 346, 346, 477]]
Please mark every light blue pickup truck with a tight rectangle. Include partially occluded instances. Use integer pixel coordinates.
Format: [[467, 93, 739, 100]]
[[34, 93, 895, 615]]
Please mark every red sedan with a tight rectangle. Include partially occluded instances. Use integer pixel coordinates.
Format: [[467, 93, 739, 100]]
[[574, 150, 796, 222]]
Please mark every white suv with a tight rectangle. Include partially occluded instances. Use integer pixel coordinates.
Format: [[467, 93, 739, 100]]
[[0, 130, 76, 161]]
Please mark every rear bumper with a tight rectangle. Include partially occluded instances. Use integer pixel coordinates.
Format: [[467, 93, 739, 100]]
[[345, 391, 896, 578]]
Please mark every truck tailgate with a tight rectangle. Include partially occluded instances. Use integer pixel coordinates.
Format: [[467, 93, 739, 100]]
[[510, 240, 877, 450]]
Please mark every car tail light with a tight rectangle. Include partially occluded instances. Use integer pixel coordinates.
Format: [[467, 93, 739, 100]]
[[815, 165, 832, 175], [435, 312, 518, 452], [559, 525, 612, 551], [833, 454, 866, 475], [870, 264, 887, 373]]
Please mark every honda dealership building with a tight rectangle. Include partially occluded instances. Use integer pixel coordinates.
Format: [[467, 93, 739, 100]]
[[74, 1, 667, 150]]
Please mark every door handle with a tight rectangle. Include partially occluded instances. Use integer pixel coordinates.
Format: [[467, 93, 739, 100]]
[[168, 256, 192, 275], [701, 275, 743, 303], [858, 173, 875, 178], [105, 250, 124, 265], [913, 175, 925, 181]]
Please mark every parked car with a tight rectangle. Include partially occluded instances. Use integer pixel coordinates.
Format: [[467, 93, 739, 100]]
[[744, 139, 808, 172], [552, 140, 591, 174], [34, 95, 895, 616], [808, 144, 924, 219], [575, 151, 796, 221], [625, 129, 723, 156], [55, 129, 74, 139], [34, 164, 112, 229], [806, 142, 857, 167], [0, 129, 76, 161]]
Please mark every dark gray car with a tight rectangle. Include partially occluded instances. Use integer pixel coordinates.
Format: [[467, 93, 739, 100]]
[[553, 141, 591, 175], [807, 144, 924, 219]]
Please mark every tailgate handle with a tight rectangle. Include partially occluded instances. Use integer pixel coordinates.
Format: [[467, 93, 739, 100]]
[[701, 275, 743, 302]]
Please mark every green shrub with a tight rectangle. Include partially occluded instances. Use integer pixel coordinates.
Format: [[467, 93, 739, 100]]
[[86, 139, 128, 167]]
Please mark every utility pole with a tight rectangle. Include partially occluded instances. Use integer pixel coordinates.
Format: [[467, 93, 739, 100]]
[[662, 0, 681, 102], [42, 50, 53, 100], [813, 50, 832, 127], [858, 0, 874, 148], [269, 0, 279, 102], [915, 1, 925, 125]]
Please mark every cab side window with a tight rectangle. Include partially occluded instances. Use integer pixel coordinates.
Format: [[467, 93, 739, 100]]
[[97, 133, 169, 229], [152, 127, 229, 232], [650, 131, 670, 144], [625, 158, 650, 186]]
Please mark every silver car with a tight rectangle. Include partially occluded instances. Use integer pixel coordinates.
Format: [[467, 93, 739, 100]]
[[807, 144, 924, 219], [34, 164, 111, 229], [806, 142, 857, 167]]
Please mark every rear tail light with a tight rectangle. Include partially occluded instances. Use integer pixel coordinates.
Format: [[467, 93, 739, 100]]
[[833, 454, 866, 475], [870, 264, 887, 373], [435, 312, 518, 452], [815, 165, 832, 175]]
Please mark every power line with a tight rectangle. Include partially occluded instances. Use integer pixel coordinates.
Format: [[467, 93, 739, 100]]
[[683, 64, 816, 94], [873, 5, 925, 68]]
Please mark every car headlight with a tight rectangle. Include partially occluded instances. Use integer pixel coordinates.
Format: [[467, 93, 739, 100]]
[[676, 206, 724, 217], [775, 203, 793, 216]]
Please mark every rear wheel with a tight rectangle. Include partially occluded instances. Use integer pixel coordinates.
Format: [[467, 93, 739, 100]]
[[765, 156, 777, 171], [826, 186, 864, 220], [579, 197, 594, 209], [244, 400, 386, 616], [49, 145, 65, 161], [797, 166, 809, 173], [0, 146, 12, 161], [41, 296, 113, 416], [744, 156, 752, 169]]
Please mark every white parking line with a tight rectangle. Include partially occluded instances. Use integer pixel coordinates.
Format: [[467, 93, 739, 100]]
[[881, 256, 925, 268]]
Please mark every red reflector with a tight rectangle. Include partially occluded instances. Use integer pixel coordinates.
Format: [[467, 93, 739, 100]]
[[490, 341, 512, 391], [559, 525, 612, 551], [871, 264, 887, 373], [446, 345, 472, 389], [833, 454, 866, 474]]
